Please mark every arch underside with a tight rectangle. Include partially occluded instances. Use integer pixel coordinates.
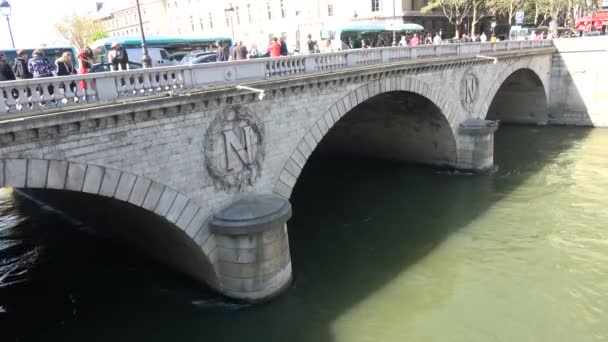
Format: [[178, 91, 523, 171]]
[[318, 91, 458, 167], [480, 58, 550, 124], [487, 69, 548, 124], [0, 158, 219, 289], [273, 76, 461, 200]]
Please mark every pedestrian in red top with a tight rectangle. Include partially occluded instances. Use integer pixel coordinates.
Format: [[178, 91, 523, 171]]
[[77, 47, 94, 90], [268, 37, 281, 58], [410, 33, 420, 46]]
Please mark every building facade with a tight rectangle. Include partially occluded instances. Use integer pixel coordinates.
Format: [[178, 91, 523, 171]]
[[96, 0, 448, 49], [160, 0, 446, 50], [96, 0, 168, 37]]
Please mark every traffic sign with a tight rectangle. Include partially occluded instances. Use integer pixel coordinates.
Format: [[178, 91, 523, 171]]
[[515, 11, 525, 25]]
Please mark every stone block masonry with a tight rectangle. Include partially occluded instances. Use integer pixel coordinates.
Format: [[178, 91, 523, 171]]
[[0, 46, 579, 301]]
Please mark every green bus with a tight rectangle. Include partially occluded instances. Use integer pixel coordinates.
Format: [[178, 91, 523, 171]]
[[320, 21, 424, 50], [90, 35, 232, 65], [0, 46, 79, 71]]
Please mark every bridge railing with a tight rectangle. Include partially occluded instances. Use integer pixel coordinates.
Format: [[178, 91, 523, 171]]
[[0, 40, 554, 115]]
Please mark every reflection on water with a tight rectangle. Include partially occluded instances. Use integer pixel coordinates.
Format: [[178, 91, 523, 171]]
[[1, 126, 608, 342]]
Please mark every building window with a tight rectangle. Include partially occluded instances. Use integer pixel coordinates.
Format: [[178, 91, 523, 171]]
[[371, 0, 380, 11], [200, 17, 204, 31], [328, 3, 333, 16], [247, 4, 252, 24], [280, 0, 286, 18], [225, 11, 230, 27], [190, 16, 195, 32], [236, 6, 240, 24], [266, 0, 272, 20], [174, 1, 178, 8], [209, 13, 213, 30]]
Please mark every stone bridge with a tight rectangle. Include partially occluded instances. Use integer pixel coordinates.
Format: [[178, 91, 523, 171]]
[[0, 37, 605, 301]]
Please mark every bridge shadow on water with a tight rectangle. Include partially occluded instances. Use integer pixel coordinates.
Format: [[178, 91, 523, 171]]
[[0, 126, 592, 342], [269, 125, 592, 342]]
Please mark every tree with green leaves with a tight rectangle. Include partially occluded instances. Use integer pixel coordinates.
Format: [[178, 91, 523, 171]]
[[491, 0, 527, 26], [421, 0, 472, 38], [89, 31, 109, 44], [538, 0, 571, 34], [55, 15, 108, 49], [469, 0, 489, 36]]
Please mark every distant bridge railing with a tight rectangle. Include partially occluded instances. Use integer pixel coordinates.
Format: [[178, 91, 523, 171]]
[[0, 40, 553, 115]]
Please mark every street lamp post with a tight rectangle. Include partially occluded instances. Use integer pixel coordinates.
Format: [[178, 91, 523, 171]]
[[586, 0, 595, 32], [0, 0, 15, 49], [135, 0, 152, 68], [225, 5, 235, 44], [392, 0, 397, 46]]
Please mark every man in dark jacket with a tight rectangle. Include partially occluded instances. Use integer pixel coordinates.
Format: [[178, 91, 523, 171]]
[[108, 42, 130, 71], [279, 37, 288, 56], [13, 50, 32, 79], [216, 41, 228, 62], [0, 54, 16, 81]]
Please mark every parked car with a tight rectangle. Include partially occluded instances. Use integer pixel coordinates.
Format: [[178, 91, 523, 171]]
[[170, 51, 189, 62], [126, 48, 176, 67], [90, 62, 143, 72], [181, 51, 215, 64], [249, 51, 270, 59], [189, 54, 217, 64]]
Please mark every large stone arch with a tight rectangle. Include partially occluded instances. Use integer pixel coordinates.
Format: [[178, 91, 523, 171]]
[[272, 76, 461, 199], [478, 58, 551, 120], [0, 158, 219, 288]]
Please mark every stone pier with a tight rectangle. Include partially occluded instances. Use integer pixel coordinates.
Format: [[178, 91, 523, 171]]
[[210, 194, 292, 301], [457, 119, 500, 172]]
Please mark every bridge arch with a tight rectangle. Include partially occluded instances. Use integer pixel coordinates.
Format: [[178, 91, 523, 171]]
[[0, 158, 219, 289], [480, 59, 550, 123], [272, 76, 461, 199]]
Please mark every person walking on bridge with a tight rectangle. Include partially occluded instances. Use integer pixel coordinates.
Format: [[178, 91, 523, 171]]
[[433, 32, 442, 44], [216, 41, 228, 62], [77, 47, 94, 90], [279, 37, 288, 56], [55, 52, 76, 76], [28, 49, 53, 78], [108, 42, 130, 71], [399, 35, 408, 46], [410, 33, 420, 46], [307, 34, 318, 53], [268, 37, 281, 58], [236, 41, 248, 60], [13, 50, 32, 80], [0, 54, 16, 81]]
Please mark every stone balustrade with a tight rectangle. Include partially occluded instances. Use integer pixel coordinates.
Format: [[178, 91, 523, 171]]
[[0, 40, 553, 116]]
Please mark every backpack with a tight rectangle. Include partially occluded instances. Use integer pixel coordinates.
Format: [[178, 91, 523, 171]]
[[13, 58, 31, 79]]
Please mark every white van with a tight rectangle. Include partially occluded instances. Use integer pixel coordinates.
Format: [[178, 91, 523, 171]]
[[126, 47, 176, 67]]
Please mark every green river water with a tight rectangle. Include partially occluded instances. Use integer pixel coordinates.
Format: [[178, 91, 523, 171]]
[[0, 126, 607, 341]]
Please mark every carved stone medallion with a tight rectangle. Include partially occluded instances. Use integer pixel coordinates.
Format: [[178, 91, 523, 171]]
[[460, 69, 479, 113], [204, 106, 265, 192]]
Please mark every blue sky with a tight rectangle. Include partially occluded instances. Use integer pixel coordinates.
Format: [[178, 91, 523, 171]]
[[0, 0, 128, 49]]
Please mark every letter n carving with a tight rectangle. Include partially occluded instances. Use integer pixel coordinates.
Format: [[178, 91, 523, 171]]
[[223, 125, 255, 171]]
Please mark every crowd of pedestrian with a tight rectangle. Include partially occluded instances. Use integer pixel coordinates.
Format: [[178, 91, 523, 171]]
[[214, 35, 292, 62], [0, 42, 130, 82]]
